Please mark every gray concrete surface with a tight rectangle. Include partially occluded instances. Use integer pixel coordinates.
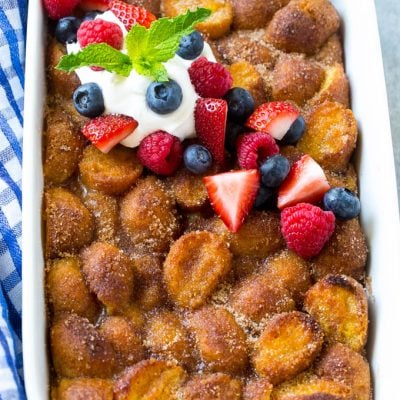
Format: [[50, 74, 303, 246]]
[[375, 0, 400, 198]]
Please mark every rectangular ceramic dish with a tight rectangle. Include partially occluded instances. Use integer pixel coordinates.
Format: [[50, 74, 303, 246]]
[[22, 0, 400, 398]]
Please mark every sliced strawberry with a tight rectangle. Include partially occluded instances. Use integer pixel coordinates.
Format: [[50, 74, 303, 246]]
[[195, 98, 227, 165], [246, 101, 300, 140], [109, 0, 156, 30], [80, 0, 110, 11], [82, 114, 138, 153], [277, 154, 330, 210], [204, 169, 260, 233]]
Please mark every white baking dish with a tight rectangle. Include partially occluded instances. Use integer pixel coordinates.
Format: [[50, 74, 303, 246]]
[[22, 0, 400, 398]]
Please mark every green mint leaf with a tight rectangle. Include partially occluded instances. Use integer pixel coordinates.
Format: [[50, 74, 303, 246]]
[[56, 43, 133, 77], [125, 8, 211, 80]]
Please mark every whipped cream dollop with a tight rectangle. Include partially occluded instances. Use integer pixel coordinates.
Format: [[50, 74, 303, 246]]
[[67, 11, 216, 148]]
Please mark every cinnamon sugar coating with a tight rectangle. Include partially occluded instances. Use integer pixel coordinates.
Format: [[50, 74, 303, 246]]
[[265, 0, 340, 54], [51, 314, 117, 378], [43, 111, 84, 184], [120, 176, 180, 253], [45, 188, 94, 258], [181, 373, 242, 400], [46, 257, 99, 322], [81, 242, 135, 313]]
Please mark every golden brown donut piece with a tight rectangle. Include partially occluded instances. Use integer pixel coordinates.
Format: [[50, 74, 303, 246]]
[[304, 274, 368, 352], [43, 111, 84, 185], [272, 374, 353, 400], [163, 231, 232, 309], [181, 373, 242, 400], [312, 219, 367, 281], [297, 101, 358, 172], [252, 311, 324, 384], [79, 145, 143, 195], [114, 359, 187, 400], [99, 316, 145, 370], [46, 257, 99, 322], [232, 0, 290, 30], [314, 34, 343, 65], [210, 211, 284, 258], [120, 176, 179, 253], [188, 306, 248, 374], [45, 188, 94, 258], [54, 378, 113, 400], [324, 164, 358, 195], [229, 273, 295, 322], [263, 250, 312, 304], [316, 343, 371, 400], [132, 255, 167, 311], [168, 168, 209, 211], [47, 38, 80, 97], [145, 310, 194, 368], [243, 378, 273, 400], [82, 190, 118, 244], [279, 145, 304, 165], [81, 242, 135, 313], [161, 0, 233, 39], [228, 61, 267, 107], [309, 63, 350, 108], [216, 30, 276, 66], [51, 314, 117, 378], [231, 255, 264, 280], [271, 55, 325, 105], [265, 0, 340, 55]]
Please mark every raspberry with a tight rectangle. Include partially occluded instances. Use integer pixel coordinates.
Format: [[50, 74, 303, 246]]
[[43, 0, 80, 20], [236, 132, 279, 169], [189, 57, 233, 98], [281, 203, 336, 258], [110, 0, 156, 30], [138, 131, 183, 176], [77, 19, 123, 49]]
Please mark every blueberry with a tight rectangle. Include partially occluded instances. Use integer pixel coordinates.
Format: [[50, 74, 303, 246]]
[[260, 155, 290, 188], [73, 83, 105, 118], [183, 144, 212, 174], [55, 17, 81, 44], [146, 80, 183, 115], [323, 187, 361, 220], [224, 88, 255, 123], [225, 121, 245, 153], [83, 11, 102, 21], [280, 116, 306, 145], [254, 186, 275, 209], [177, 31, 204, 60]]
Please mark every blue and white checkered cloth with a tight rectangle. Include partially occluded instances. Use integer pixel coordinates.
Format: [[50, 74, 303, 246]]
[[0, 0, 27, 398]]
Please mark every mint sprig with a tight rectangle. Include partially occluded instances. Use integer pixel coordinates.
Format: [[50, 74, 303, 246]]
[[56, 8, 211, 82]]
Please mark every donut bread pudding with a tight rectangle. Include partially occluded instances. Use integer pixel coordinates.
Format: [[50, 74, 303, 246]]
[[43, 0, 370, 399]]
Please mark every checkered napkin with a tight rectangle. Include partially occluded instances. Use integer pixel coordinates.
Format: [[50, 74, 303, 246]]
[[0, 0, 27, 398]]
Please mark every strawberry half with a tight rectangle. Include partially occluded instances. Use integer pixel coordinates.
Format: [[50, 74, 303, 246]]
[[204, 169, 260, 233], [277, 154, 330, 210], [82, 114, 138, 153], [195, 98, 228, 165], [80, 0, 110, 11], [246, 101, 300, 140], [109, 0, 156, 30]]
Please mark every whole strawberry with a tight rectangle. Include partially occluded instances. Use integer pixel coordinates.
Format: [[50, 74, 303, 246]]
[[281, 203, 335, 258], [43, 0, 80, 20], [189, 57, 233, 98]]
